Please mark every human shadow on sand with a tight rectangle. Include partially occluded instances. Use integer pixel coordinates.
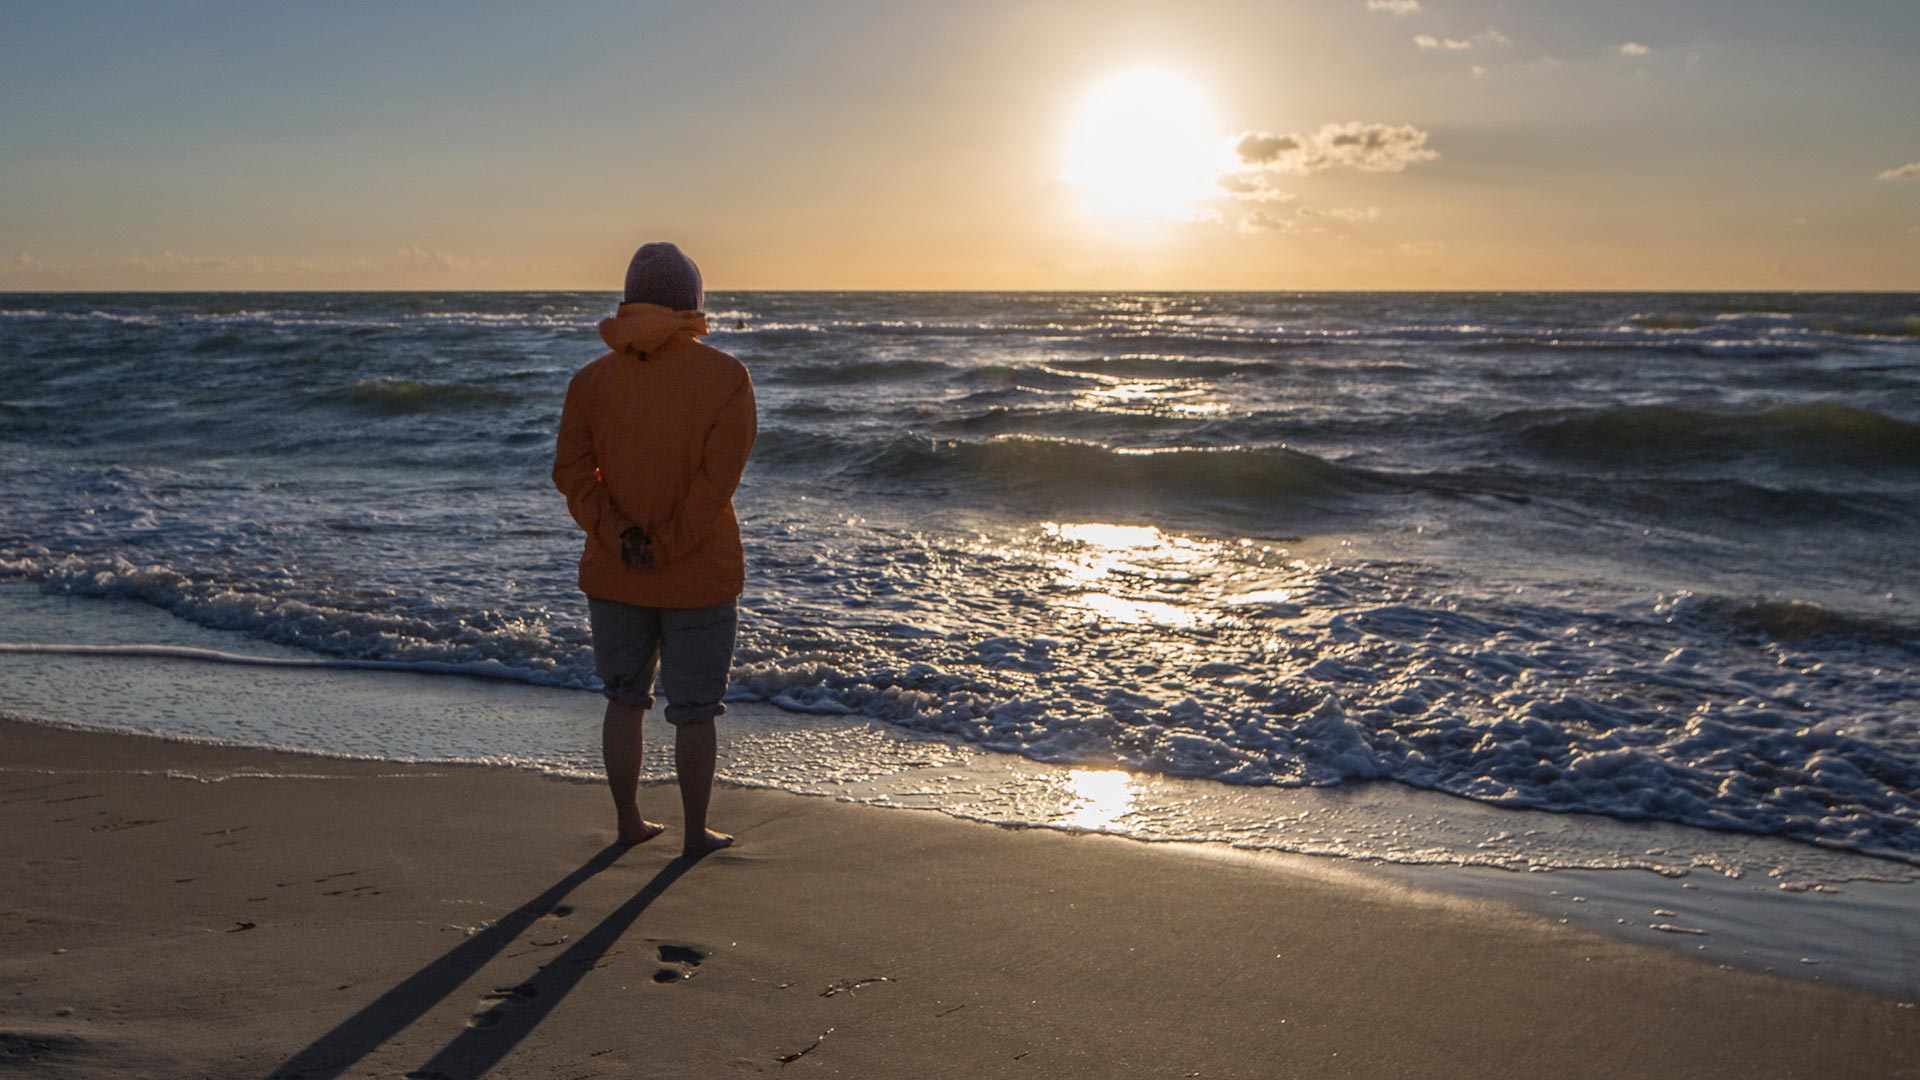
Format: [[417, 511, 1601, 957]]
[[267, 845, 696, 1080], [401, 855, 698, 1078]]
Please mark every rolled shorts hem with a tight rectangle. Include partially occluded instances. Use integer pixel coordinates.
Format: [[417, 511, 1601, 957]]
[[588, 596, 738, 728]]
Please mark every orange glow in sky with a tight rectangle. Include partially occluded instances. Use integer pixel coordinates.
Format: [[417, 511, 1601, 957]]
[[2, 2, 1917, 290]]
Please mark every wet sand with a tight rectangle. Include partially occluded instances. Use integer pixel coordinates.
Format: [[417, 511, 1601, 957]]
[[1, 718, 1914, 1079]]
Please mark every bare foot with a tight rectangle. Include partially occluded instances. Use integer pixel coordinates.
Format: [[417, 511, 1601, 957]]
[[617, 812, 667, 847], [683, 829, 734, 859]]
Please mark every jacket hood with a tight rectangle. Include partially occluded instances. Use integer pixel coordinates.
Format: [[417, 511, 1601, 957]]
[[598, 302, 709, 358]]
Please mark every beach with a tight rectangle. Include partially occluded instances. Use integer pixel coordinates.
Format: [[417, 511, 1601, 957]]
[[5, 716, 1915, 1079], [7, 0, 1920, 1070]]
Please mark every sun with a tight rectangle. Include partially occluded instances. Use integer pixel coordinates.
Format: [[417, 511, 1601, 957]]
[[1062, 69, 1230, 223]]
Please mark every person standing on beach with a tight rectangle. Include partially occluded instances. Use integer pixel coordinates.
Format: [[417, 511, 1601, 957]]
[[553, 242, 756, 858]]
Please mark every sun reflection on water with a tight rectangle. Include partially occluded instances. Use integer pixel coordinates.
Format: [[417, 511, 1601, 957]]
[[1042, 521, 1220, 627], [1050, 522, 1165, 549], [1075, 378, 1217, 414], [1060, 768, 1138, 830]]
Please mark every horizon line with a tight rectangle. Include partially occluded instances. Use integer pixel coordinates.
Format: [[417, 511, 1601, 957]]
[[3, 287, 1918, 296]]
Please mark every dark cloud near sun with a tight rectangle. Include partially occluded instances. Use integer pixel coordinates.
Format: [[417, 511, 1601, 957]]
[[1235, 122, 1439, 174]]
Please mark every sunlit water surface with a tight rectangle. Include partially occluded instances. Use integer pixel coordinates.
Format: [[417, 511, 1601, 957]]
[[2, 292, 1917, 908]]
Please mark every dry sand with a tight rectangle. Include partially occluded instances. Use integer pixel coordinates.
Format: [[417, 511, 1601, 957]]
[[2, 718, 1914, 1079]]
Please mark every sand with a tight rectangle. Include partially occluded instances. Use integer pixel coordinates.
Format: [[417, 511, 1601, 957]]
[[1, 718, 1914, 1079]]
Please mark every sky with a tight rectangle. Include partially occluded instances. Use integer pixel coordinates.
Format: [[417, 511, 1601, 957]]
[[2, 0, 1918, 291]]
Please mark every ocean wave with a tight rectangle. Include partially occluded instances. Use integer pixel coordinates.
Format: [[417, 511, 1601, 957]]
[[710, 320, 828, 338], [1394, 461, 1911, 528], [4, 552, 592, 687], [1509, 402, 1920, 468], [928, 406, 1203, 440], [1812, 315, 1920, 340], [314, 378, 521, 415], [1462, 333, 1828, 360], [1666, 595, 1920, 648], [1045, 354, 1279, 379], [1626, 307, 1920, 341], [748, 425, 863, 466], [730, 579, 1920, 863], [1629, 312, 1706, 330], [954, 364, 1091, 391], [0, 304, 591, 334], [852, 435, 1382, 502], [758, 357, 952, 385]]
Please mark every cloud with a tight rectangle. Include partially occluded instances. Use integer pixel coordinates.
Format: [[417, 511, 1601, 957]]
[[1416, 27, 1508, 51], [13, 251, 39, 269], [1237, 210, 1291, 234], [1238, 211, 1325, 236], [1366, 0, 1421, 14], [1397, 240, 1446, 255], [1235, 132, 1303, 162], [1236, 122, 1439, 174], [1789, 217, 1811, 228], [1471, 65, 1488, 79], [1619, 42, 1651, 57], [1876, 162, 1920, 181], [120, 250, 263, 274], [1216, 172, 1296, 202], [1299, 205, 1383, 222], [364, 245, 487, 274]]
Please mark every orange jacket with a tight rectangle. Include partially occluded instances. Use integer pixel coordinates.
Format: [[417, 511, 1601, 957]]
[[553, 302, 757, 608]]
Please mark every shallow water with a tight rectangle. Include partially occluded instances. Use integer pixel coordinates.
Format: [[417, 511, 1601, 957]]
[[1, 291, 1917, 867]]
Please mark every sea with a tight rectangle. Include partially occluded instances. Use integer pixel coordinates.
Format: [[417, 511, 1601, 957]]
[[3, 291, 1918, 983]]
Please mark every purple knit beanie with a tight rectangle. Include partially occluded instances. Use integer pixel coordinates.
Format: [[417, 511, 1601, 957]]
[[622, 242, 704, 312]]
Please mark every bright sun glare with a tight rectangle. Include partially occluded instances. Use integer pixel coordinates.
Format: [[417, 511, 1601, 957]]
[[1063, 69, 1228, 223]]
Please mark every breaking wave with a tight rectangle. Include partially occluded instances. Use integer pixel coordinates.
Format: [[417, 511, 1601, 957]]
[[1510, 402, 1920, 468], [854, 435, 1383, 502]]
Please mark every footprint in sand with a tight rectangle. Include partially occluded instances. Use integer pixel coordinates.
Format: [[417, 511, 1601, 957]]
[[479, 983, 539, 1006], [466, 982, 539, 1029], [652, 943, 707, 984]]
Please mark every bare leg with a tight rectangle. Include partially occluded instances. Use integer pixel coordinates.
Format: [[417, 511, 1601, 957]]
[[601, 700, 664, 846], [674, 718, 733, 857]]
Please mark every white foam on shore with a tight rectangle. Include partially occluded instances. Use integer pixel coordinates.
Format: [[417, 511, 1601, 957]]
[[2, 581, 1916, 998], [0, 641, 547, 681], [8, 500, 1916, 866]]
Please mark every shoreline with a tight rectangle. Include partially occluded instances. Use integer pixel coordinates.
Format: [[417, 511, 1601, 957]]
[[3, 717, 1916, 1078], [3, 582, 1919, 1003]]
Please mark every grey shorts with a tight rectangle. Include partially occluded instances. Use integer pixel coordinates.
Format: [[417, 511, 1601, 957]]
[[586, 597, 738, 726]]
